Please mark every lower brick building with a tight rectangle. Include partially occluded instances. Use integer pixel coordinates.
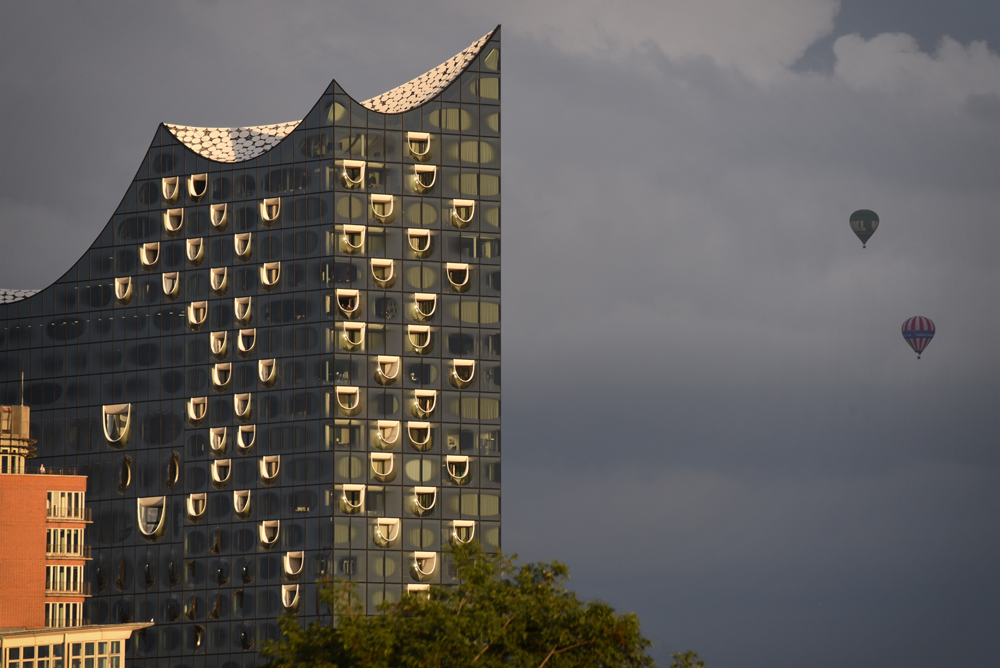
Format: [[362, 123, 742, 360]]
[[1, 405, 149, 667]]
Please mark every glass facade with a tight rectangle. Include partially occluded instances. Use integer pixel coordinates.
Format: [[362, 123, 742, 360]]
[[0, 28, 501, 667]]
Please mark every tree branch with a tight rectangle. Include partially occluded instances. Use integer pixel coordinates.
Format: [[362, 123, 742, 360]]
[[472, 615, 515, 662], [538, 641, 591, 668]]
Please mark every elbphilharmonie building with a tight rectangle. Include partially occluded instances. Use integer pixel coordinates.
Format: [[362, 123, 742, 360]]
[[0, 26, 501, 666]]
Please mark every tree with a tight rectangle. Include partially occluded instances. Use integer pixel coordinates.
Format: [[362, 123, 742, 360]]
[[261, 541, 662, 667]]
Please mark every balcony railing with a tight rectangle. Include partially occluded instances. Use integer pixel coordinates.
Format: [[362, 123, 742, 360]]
[[26, 465, 79, 476], [46, 507, 93, 522], [45, 581, 92, 596], [46, 545, 93, 559]]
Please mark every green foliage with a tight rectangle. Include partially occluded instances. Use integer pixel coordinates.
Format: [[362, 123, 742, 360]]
[[668, 651, 705, 668], [261, 541, 663, 667]]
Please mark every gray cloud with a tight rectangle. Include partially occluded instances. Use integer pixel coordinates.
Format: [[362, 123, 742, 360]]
[[1, 2, 997, 666]]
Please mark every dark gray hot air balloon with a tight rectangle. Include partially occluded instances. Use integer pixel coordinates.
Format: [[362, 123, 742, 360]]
[[850, 209, 879, 248]]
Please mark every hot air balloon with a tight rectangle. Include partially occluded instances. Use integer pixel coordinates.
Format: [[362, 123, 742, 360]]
[[850, 209, 879, 248], [901, 316, 935, 359]]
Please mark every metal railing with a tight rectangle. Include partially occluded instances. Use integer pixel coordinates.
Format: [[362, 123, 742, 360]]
[[46, 507, 93, 521], [45, 581, 92, 596], [27, 465, 79, 476], [46, 545, 92, 559]]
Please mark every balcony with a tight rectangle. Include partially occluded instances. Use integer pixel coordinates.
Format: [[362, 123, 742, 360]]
[[46, 544, 93, 560], [46, 506, 93, 522], [45, 581, 92, 596], [26, 465, 78, 476]]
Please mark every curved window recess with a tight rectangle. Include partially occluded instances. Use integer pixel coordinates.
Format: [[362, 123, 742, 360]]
[[413, 293, 437, 321], [407, 228, 432, 258], [210, 427, 228, 456], [166, 451, 180, 490], [186, 493, 207, 523], [260, 197, 281, 225], [162, 176, 180, 202], [370, 452, 395, 482], [212, 363, 232, 390], [370, 194, 394, 222], [163, 208, 184, 235], [259, 455, 280, 485], [371, 258, 395, 288], [281, 584, 300, 610], [376, 420, 400, 448], [413, 390, 437, 418], [413, 487, 437, 515], [342, 160, 366, 189], [237, 425, 256, 454], [446, 263, 471, 293], [234, 490, 252, 519], [341, 484, 366, 514], [210, 203, 228, 230], [235, 393, 253, 422], [115, 277, 133, 305], [336, 289, 360, 318], [413, 164, 437, 192], [260, 262, 280, 290], [103, 404, 131, 447], [340, 224, 366, 255], [373, 518, 400, 548], [259, 520, 280, 550], [118, 456, 132, 494], [335, 386, 361, 416], [238, 328, 256, 357], [258, 359, 277, 387], [211, 459, 232, 489], [234, 297, 252, 324], [341, 322, 366, 352], [186, 238, 205, 266], [375, 355, 400, 385], [407, 422, 432, 451], [283, 551, 304, 581], [407, 325, 432, 354], [451, 520, 476, 545], [446, 455, 471, 484], [412, 551, 438, 580], [187, 397, 208, 425], [138, 497, 167, 540], [234, 233, 253, 261], [451, 199, 476, 228], [188, 301, 208, 330], [162, 272, 180, 300], [210, 331, 228, 359], [407, 584, 431, 595], [188, 173, 208, 200], [450, 359, 476, 389], [140, 242, 160, 269], [210, 267, 228, 295], [407, 131, 431, 159]]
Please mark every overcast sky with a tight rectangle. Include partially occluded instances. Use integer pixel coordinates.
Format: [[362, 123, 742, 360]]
[[1, 1, 998, 666]]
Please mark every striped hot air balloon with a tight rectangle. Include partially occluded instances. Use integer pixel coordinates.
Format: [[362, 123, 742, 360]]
[[901, 316, 935, 359]]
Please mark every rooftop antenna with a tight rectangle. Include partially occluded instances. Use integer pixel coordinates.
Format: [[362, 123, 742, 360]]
[[21, 372, 25, 406]]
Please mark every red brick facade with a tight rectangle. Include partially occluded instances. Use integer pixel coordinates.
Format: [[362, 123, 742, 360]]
[[0, 473, 88, 629]]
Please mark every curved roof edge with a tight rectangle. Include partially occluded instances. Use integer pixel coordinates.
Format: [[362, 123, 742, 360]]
[[1, 289, 39, 304], [164, 121, 301, 164], [361, 28, 495, 114], [164, 27, 497, 163]]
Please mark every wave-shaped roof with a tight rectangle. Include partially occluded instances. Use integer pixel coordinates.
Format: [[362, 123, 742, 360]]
[[164, 121, 301, 163], [0, 289, 39, 304], [165, 29, 494, 164], [360, 31, 492, 114]]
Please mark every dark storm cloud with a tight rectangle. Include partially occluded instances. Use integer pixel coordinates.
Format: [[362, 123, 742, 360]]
[[1, 2, 997, 666]]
